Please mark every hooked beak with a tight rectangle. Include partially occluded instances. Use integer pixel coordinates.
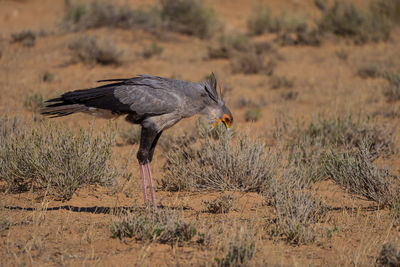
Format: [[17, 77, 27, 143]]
[[212, 118, 231, 130]]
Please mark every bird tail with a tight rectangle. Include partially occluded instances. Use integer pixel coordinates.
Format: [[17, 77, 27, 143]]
[[41, 83, 128, 118], [41, 100, 89, 118]]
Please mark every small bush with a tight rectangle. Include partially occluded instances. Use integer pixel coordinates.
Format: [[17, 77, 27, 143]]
[[0, 117, 117, 199], [269, 75, 294, 89], [357, 65, 382, 79], [160, 0, 217, 38], [376, 242, 400, 266], [215, 226, 255, 267], [248, 5, 307, 35], [24, 93, 44, 113], [321, 143, 393, 206], [41, 71, 55, 82], [370, 0, 400, 25], [110, 210, 197, 245], [161, 130, 279, 193], [203, 195, 236, 214], [382, 72, 400, 102], [335, 49, 349, 61], [281, 91, 299, 101], [268, 178, 326, 244], [208, 33, 251, 59], [275, 30, 321, 46], [11, 30, 36, 47], [141, 42, 163, 59], [288, 115, 395, 159], [231, 51, 275, 75], [244, 108, 262, 122], [62, 1, 159, 31], [69, 36, 122, 65], [318, 1, 392, 44]]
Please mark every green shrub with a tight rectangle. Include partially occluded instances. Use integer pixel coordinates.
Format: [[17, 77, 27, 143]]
[[0, 117, 116, 199]]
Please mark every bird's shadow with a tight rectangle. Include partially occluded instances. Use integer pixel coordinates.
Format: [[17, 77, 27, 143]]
[[3, 204, 192, 215]]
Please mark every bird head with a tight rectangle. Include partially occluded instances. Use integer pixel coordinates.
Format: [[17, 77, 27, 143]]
[[203, 73, 234, 130], [212, 104, 233, 129]]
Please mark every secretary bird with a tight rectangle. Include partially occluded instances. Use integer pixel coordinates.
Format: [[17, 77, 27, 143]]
[[41, 73, 233, 209]]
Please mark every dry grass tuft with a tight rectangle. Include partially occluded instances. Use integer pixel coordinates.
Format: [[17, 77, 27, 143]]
[[0, 117, 117, 199], [110, 209, 197, 245], [161, 128, 279, 192], [244, 108, 262, 122], [203, 195, 236, 214], [267, 178, 326, 244], [321, 142, 393, 206], [215, 226, 256, 267], [68, 35, 122, 65]]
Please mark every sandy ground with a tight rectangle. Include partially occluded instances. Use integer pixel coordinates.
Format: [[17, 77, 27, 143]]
[[1, 0, 400, 266]]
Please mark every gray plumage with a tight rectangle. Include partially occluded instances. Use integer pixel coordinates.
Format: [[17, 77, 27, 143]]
[[42, 74, 232, 133], [41, 73, 233, 209]]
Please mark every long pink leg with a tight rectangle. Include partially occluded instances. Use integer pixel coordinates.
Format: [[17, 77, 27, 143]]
[[140, 164, 148, 206], [145, 164, 157, 209]]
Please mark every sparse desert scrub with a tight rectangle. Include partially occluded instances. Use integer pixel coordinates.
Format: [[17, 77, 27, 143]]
[[110, 209, 197, 245], [160, 0, 218, 38], [286, 115, 395, 159], [247, 4, 307, 35], [62, 0, 159, 31], [68, 35, 122, 65], [321, 142, 393, 206], [267, 178, 326, 244], [0, 117, 117, 199], [317, 1, 392, 44], [161, 129, 279, 192], [63, 0, 218, 38]]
